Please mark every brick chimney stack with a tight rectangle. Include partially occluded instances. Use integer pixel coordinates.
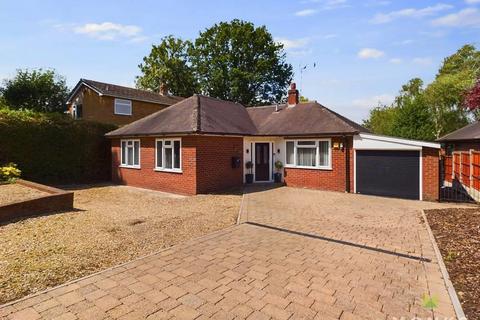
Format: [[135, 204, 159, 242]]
[[159, 83, 168, 96], [287, 83, 299, 107]]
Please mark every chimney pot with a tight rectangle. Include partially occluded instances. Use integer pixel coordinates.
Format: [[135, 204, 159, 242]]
[[287, 82, 299, 106]]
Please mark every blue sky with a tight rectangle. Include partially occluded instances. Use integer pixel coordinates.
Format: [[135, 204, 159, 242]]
[[0, 0, 479, 122]]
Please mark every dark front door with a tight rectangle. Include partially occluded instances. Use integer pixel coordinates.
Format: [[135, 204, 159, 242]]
[[255, 143, 270, 181], [356, 150, 420, 200]]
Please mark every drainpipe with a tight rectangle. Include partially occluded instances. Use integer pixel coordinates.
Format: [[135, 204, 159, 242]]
[[344, 136, 351, 193]]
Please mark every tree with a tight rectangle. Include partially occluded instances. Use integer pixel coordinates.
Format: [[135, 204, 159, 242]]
[[465, 79, 480, 120], [363, 44, 480, 140], [390, 78, 435, 141], [189, 19, 293, 106], [299, 96, 309, 103], [425, 45, 480, 138], [0, 69, 69, 113], [136, 36, 198, 97], [363, 104, 397, 135]]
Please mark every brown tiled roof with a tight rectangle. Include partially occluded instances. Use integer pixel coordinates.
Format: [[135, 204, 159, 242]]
[[106, 96, 368, 137], [106, 95, 257, 137], [437, 121, 480, 142], [67, 79, 184, 105], [247, 102, 368, 136]]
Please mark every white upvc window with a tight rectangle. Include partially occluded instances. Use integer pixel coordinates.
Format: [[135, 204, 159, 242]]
[[120, 139, 140, 168], [155, 138, 182, 172], [114, 98, 132, 115], [285, 139, 332, 169]]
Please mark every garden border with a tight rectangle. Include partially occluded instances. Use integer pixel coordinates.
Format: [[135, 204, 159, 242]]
[[0, 179, 74, 223], [421, 209, 467, 320]]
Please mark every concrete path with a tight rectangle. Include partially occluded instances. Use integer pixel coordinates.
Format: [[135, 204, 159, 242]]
[[1, 187, 459, 320]]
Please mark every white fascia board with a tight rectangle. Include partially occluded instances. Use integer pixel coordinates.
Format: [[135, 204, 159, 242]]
[[354, 133, 440, 150], [66, 81, 103, 104]]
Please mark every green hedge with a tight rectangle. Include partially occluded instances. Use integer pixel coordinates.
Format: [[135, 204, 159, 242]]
[[0, 108, 117, 184]]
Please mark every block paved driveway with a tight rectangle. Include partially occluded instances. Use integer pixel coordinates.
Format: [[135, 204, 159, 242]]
[[1, 187, 460, 320]]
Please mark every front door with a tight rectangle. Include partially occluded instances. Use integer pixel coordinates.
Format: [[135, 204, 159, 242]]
[[255, 143, 270, 181]]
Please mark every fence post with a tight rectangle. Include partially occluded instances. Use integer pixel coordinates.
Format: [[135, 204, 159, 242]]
[[452, 152, 455, 181], [470, 149, 474, 190]]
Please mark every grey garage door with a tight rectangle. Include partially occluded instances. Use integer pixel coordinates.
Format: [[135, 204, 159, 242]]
[[356, 150, 420, 200]]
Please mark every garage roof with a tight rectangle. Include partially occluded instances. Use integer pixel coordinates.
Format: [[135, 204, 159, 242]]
[[354, 133, 440, 150]]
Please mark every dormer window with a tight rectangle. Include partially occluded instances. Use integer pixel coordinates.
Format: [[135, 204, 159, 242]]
[[114, 99, 132, 115]]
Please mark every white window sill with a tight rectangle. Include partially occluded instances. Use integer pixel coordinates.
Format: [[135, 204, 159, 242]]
[[284, 165, 332, 171], [154, 168, 183, 174], [119, 165, 141, 170], [114, 113, 132, 116]]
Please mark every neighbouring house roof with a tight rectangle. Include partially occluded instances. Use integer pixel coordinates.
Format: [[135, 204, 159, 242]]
[[66, 79, 184, 105], [437, 122, 480, 142], [106, 95, 369, 138]]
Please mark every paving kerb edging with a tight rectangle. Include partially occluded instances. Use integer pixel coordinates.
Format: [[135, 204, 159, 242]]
[[0, 223, 242, 309], [421, 209, 467, 320]]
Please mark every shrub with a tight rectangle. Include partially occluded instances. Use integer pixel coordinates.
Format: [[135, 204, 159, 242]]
[[0, 162, 21, 183], [274, 160, 283, 171], [0, 108, 117, 184]]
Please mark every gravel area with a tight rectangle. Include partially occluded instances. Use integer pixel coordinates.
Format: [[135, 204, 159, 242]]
[[0, 183, 48, 206], [425, 208, 480, 320], [0, 184, 241, 304]]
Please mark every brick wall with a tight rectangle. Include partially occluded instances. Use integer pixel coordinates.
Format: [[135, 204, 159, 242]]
[[284, 137, 353, 192], [111, 136, 243, 195], [195, 136, 243, 193], [112, 137, 197, 195], [68, 87, 169, 126], [422, 147, 439, 201], [449, 141, 480, 152]]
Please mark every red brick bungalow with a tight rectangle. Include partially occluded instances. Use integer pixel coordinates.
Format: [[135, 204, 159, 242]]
[[106, 84, 441, 200]]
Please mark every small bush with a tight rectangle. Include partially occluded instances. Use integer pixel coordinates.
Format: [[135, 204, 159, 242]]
[[0, 162, 21, 183]]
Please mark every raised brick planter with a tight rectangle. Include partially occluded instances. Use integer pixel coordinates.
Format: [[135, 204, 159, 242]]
[[0, 179, 74, 223]]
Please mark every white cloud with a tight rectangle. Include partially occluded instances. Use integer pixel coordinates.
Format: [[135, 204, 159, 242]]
[[393, 39, 414, 46], [289, 49, 314, 57], [413, 57, 433, 66], [431, 8, 480, 27], [352, 94, 394, 109], [74, 22, 142, 41], [323, 0, 349, 10], [358, 48, 385, 59], [299, 0, 349, 10], [323, 33, 338, 39], [465, 0, 480, 4], [295, 9, 318, 16], [276, 37, 310, 49], [389, 58, 403, 64], [370, 3, 453, 24]]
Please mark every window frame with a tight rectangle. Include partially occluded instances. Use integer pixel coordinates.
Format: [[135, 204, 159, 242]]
[[120, 139, 141, 169], [284, 138, 332, 170], [114, 98, 132, 116], [155, 138, 182, 173]]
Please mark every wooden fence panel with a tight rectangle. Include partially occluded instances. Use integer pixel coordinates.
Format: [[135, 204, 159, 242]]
[[444, 155, 452, 183], [472, 151, 480, 191], [453, 152, 461, 181], [461, 152, 471, 187]]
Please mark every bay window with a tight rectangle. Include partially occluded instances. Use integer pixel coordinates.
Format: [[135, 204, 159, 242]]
[[120, 140, 140, 168], [285, 139, 331, 169], [155, 138, 181, 172]]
